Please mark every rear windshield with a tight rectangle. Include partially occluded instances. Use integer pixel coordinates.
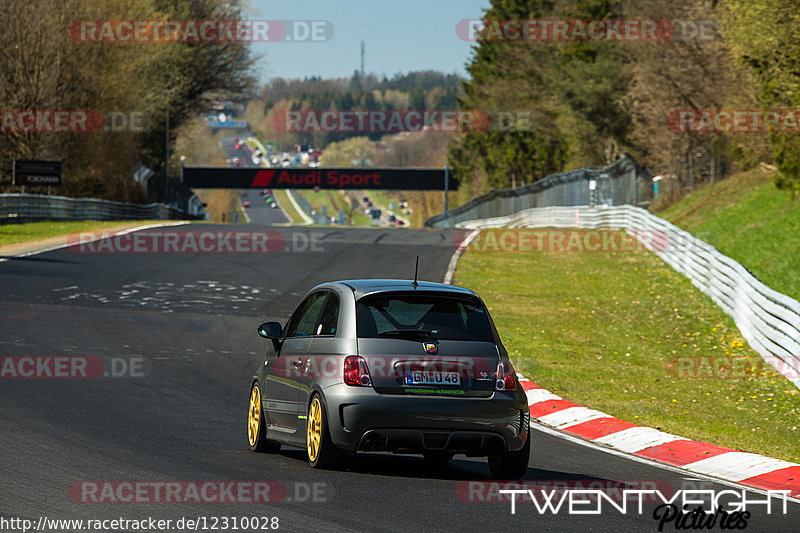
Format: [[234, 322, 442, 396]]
[[356, 293, 495, 342]]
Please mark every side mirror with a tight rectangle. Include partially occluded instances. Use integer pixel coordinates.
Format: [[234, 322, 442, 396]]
[[258, 322, 282, 339]]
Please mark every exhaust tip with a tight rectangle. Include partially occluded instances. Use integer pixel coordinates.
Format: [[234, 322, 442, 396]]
[[361, 433, 386, 452], [485, 436, 505, 456]]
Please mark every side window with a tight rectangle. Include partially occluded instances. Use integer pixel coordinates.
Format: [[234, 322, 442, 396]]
[[317, 293, 340, 336], [284, 292, 327, 338]]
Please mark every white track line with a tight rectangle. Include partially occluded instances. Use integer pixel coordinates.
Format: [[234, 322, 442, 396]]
[[285, 190, 313, 225], [683, 452, 797, 482], [443, 229, 480, 285], [594, 427, 689, 454], [525, 388, 562, 405], [537, 406, 609, 429]]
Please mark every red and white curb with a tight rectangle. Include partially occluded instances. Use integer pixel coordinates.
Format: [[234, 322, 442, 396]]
[[518, 375, 800, 499], [443, 230, 800, 499]]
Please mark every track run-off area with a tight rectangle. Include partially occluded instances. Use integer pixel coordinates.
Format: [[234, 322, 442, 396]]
[[1, 224, 797, 532]]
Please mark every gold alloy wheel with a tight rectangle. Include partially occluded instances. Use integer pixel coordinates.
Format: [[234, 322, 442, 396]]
[[307, 396, 322, 462], [248, 385, 260, 447]]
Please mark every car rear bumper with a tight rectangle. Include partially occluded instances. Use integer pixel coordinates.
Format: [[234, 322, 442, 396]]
[[321, 383, 529, 454], [357, 429, 513, 456]]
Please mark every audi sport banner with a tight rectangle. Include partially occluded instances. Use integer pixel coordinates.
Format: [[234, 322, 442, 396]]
[[183, 167, 456, 190]]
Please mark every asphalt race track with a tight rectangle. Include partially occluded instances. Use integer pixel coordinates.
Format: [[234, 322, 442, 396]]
[[221, 137, 257, 169], [1, 225, 797, 532], [219, 135, 290, 226], [240, 190, 289, 226]]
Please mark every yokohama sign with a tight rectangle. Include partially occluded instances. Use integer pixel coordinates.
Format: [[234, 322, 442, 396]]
[[183, 167, 454, 190]]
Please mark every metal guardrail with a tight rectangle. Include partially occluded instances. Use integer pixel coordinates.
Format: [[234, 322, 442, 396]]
[[425, 154, 649, 228], [0, 194, 204, 223], [457, 205, 800, 390]]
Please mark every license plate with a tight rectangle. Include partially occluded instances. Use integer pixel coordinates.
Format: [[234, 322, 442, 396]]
[[405, 370, 460, 386]]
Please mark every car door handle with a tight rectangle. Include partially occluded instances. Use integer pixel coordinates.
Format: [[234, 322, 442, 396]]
[[291, 359, 304, 367]]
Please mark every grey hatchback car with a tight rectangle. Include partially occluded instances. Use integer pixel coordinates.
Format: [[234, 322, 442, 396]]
[[248, 279, 531, 479]]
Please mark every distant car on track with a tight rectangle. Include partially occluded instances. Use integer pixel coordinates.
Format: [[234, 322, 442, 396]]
[[243, 201, 250, 208], [248, 279, 530, 478]]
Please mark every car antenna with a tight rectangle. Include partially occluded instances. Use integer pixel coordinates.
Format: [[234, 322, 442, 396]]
[[411, 256, 419, 289]]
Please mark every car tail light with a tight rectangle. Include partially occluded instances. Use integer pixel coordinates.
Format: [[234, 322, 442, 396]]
[[495, 361, 516, 391], [344, 356, 372, 387]]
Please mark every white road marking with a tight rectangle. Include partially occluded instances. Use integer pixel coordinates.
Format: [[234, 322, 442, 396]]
[[537, 406, 610, 429], [683, 452, 798, 482], [525, 387, 561, 405], [443, 229, 480, 285], [594, 426, 688, 453]]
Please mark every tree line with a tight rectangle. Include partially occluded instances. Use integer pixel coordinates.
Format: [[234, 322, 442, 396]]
[[0, 0, 252, 201], [246, 70, 462, 150], [451, 0, 800, 202]]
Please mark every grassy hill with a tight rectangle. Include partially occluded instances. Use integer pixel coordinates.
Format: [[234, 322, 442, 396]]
[[451, 168, 800, 462], [658, 167, 800, 301]]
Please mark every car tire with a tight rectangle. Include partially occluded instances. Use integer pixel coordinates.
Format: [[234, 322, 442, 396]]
[[306, 393, 342, 469], [248, 381, 281, 453], [488, 431, 530, 480], [423, 452, 455, 463]]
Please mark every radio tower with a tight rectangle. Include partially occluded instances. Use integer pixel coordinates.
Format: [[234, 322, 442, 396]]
[[360, 41, 365, 77]]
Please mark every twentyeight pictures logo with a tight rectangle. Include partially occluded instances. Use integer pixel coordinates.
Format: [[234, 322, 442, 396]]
[[69, 20, 334, 42]]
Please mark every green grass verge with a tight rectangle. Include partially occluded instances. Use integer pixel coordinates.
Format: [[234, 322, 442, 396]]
[[365, 190, 401, 214], [272, 190, 305, 225], [0, 220, 166, 248], [658, 167, 800, 301], [295, 190, 371, 226], [454, 229, 800, 463]]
